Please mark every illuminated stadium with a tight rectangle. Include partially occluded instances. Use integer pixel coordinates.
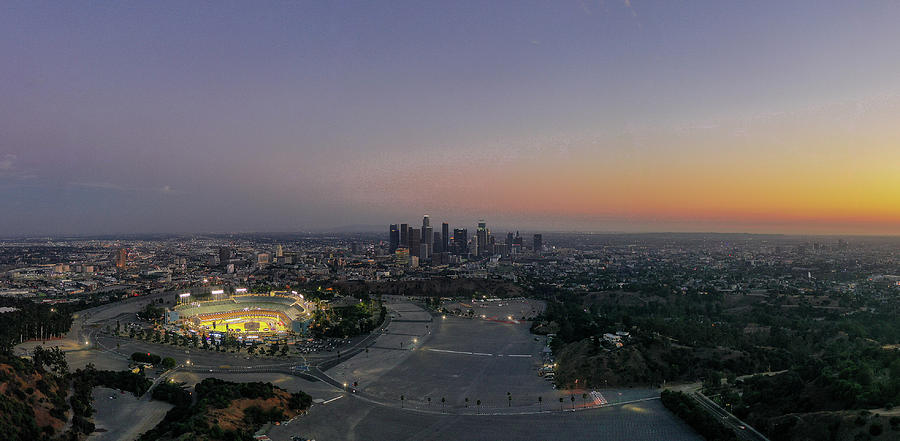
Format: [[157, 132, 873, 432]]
[[169, 291, 313, 336]]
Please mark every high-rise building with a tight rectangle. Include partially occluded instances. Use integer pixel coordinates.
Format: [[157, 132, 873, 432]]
[[441, 222, 449, 252], [115, 248, 128, 269], [471, 233, 479, 257], [453, 228, 468, 255], [400, 223, 409, 247], [533, 234, 543, 254], [433, 232, 443, 253], [389, 224, 400, 253], [218, 247, 232, 265], [477, 220, 488, 255], [506, 232, 514, 254], [422, 214, 430, 230], [409, 227, 421, 258], [276, 244, 284, 258], [423, 226, 433, 248]]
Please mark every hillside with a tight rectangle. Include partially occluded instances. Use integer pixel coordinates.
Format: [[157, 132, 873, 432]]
[[140, 378, 312, 441], [0, 356, 70, 440]]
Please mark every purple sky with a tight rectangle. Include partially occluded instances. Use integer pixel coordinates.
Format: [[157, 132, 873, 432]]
[[2, 1, 900, 236]]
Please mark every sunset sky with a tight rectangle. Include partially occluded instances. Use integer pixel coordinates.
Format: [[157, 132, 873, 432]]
[[2, 1, 899, 236]]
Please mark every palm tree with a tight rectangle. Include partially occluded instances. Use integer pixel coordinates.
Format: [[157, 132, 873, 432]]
[[465, 397, 469, 408], [441, 396, 446, 412], [507, 393, 512, 407], [570, 395, 575, 410], [538, 396, 542, 411], [476, 399, 481, 414], [400, 394, 405, 408], [559, 397, 564, 410], [428, 397, 431, 406]]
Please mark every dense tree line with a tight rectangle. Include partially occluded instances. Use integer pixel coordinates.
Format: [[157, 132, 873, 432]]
[[661, 390, 738, 441], [0, 300, 74, 353], [140, 378, 312, 441], [311, 300, 385, 339]]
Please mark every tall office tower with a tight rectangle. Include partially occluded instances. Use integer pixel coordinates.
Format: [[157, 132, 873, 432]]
[[423, 226, 433, 249], [409, 227, 421, 258], [420, 243, 431, 260], [115, 248, 128, 268], [276, 244, 284, 258], [389, 224, 400, 253], [441, 222, 449, 251], [400, 223, 409, 247], [533, 234, 543, 254], [422, 214, 430, 230], [453, 228, 468, 255], [433, 232, 443, 253], [506, 232, 514, 254], [218, 247, 232, 265], [471, 233, 479, 257], [476, 220, 488, 255]]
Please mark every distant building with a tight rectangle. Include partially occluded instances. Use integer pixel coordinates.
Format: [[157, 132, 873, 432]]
[[115, 248, 128, 269], [409, 228, 421, 258], [394, 248, 410, 266], [477, 220, 488, 255], [389, 224, 400, 253], [257, 252, 271, 265], [453, 228, 468, 255], [218, 247, 232, 265], [400, 223, 409, 247], [433, 232, 443, 253], [533, 234, 543, 254], [442, 222, 449, 252]]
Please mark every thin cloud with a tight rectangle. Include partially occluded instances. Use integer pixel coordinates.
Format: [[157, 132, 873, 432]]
[[70, 181, 130, 191], [0, 154, 36, 180]]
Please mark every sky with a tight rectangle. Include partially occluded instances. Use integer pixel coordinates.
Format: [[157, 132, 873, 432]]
[[2, 1, 900, 236]]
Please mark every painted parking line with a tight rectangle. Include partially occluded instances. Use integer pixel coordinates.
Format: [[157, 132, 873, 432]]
[[426, 348, 492, 356], [322, 395, 344, 404], [506, 354, 532, 358]]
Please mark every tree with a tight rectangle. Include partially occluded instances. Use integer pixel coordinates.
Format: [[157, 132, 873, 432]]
[[476, 399, 481, 414], [582, 393, 588, 408], [465, 397, 469, 408], [559, 397, 564, 410], [400, 394, 405, 408], [33, 346, 68, 376], [441, 396, 446, 412], [538, 396, 542, 410], [571, 395, 575, 409], [161, 357, 176, 369]]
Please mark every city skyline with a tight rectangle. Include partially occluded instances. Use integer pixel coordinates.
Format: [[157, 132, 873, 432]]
[[3, 1, 900, 236]]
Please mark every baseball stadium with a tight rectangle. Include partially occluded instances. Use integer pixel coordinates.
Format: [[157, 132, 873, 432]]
[[169, 291, 313, 335]]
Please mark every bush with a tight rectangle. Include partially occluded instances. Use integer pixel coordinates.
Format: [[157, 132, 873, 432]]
[[131, 352, 162, 365], [869, 423, 882, 436], [151, 381, 192, 407], [161, 357, 176, 369]]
